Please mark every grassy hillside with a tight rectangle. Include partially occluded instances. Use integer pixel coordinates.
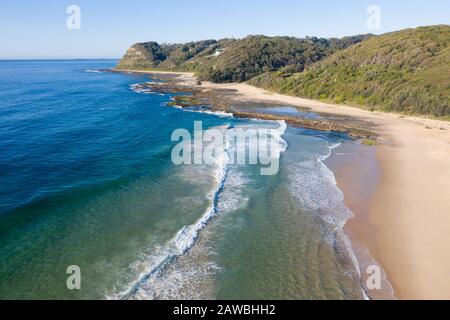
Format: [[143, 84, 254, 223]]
[[116, 35, 371, 82], [250, 25, 450, 117]]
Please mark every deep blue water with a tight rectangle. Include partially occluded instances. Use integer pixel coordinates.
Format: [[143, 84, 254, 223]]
[[0, 60, 224, 215], [0, 60, 365, 299]]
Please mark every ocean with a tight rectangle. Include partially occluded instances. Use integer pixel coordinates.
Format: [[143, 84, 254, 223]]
[[0, 60, 365, 299]]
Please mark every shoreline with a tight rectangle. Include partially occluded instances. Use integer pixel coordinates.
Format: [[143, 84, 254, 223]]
[[325, 142, 396, 299], [119, 69, 450, 299]]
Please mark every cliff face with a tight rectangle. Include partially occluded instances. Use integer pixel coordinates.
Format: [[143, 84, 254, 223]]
[[115, 35, 371, 82], [116, 40, 218, 71], [116, 26, 449, 117], [116, 42, 166, 70]]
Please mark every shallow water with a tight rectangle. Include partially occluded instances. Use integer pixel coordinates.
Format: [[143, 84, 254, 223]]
[[242, 105, 320, 119], [0, 60, 364, 299]]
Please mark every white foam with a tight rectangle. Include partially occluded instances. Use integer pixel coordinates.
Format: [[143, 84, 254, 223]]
[[128, 237, 221, 300], [83, 69, 102, 73], [131, 83, 234, 118], [287, 142, 344, 219], [200, 110, 234, 118], [166, 103, 235, 118], [271, 120, 288, 154], [217, 170, 249, 213], [286, 140, 369, 299], [109, 126, 233, 300], [108, 94, 289, 299], [130, 83, 156, 94]]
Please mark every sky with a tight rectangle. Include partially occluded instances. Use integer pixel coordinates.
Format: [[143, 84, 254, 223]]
[[0, 0, 449, 59]]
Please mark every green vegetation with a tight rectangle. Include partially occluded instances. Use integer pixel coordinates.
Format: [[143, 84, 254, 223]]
[[361, 139, 379, 146], [116, 40, 219, 70], [116, 35, 371, 82], [117, 25, 450, 117], [194, 35, 371, 82], [251, 26, 450, 117], [165, 95, 204, 108]]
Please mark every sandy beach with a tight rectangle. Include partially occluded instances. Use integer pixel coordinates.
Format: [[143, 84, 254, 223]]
[[209, 82, 450, 300], [121, 70, 450, 299], [325, 142, 396, 300]]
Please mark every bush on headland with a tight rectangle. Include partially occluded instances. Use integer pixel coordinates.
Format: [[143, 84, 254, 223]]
[[117, 25, 450, 118]]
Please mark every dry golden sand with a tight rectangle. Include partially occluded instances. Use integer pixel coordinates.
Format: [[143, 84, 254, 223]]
[[127, 71, 450, 299], [201, 80, 450, 299]]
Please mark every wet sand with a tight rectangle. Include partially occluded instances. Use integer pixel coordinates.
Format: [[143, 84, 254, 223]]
[[199, 78, 450, 300], [325, 142, 395, 299], [116, 69, 450, 299]]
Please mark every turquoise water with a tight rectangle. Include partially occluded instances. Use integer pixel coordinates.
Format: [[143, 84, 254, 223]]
[[0, 60, 364, 299]]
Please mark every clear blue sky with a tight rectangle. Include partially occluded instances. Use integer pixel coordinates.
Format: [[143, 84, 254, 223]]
[[1, 0, 449, 59]]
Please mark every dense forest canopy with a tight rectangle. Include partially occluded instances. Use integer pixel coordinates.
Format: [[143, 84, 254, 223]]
[[116, 34, 371, 82], [249, 26, 450, 117], [117, 25, 450, 117]]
